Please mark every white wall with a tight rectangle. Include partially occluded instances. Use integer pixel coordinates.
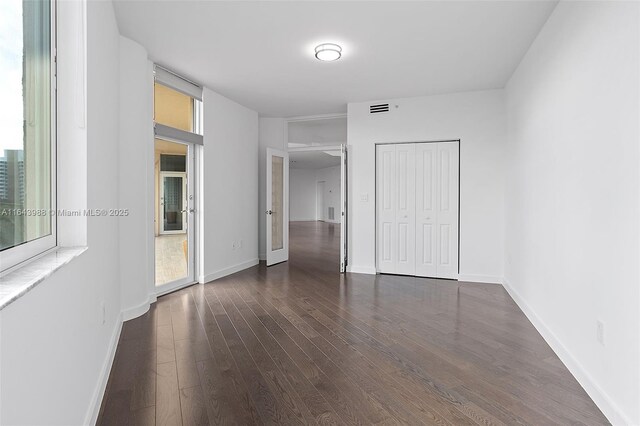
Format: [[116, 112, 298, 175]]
[[347, 91, 505, 279], [201, 89, 260, 281], [288, 117, 347, 147], [0, 1, 123, 424], [0, 1, 263, 423], [258, 117, 286, 259], [504, 2, 639, 424], [316, 166, 341, 223], [118, 36, 156, 318], [290, 168, 317, 221], [290, 165, 341, 222]]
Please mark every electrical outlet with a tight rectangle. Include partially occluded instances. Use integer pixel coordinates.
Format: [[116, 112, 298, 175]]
[[100, 301, 106, 325], [238, 239, 242, 249], [596, 320, 605, 345], [360, 193, 369, 202]]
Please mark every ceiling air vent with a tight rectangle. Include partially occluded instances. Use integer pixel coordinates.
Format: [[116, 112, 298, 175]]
[[369, 103, 389, 114]]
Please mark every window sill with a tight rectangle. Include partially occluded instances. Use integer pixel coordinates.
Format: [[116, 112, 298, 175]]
[[0, 247, 88, 311]]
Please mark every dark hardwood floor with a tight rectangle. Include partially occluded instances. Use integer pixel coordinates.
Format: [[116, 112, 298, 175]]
[[98, 221, 608, 425]]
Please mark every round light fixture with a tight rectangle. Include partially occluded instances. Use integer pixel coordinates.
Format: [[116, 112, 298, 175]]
[[315, 43, 342, 61]]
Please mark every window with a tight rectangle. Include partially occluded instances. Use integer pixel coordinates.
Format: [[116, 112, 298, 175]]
[[0, 0, 56, 271], [153, 65, 203, 140]]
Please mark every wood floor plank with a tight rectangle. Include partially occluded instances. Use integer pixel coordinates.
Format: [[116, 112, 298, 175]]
[[227, 282, 342, 426], [190, 288, 263, 425], [179, 385, 209, 426], [156, 361, 182, 426], [99, 221, 609, 426], [205, 288, 303, 425]]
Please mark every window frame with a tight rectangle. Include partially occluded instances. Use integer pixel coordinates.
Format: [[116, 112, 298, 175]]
[[0, 0, 57, 273]]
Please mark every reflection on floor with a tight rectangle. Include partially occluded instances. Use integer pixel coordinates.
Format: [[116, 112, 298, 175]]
[[289, 220, 340, 272], [100, 221, 608, 426], [155, 234, 187, 286]]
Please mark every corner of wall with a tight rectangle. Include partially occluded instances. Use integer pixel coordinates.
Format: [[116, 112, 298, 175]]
[[502, 277, 633, 426], [83, 311, 123, 426]]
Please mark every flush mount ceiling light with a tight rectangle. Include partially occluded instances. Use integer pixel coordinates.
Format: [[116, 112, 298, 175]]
[[315, 43, 342, 61]]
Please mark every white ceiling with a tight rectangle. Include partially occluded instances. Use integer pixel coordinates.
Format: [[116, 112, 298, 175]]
[[290, 150, 341, 170], [113, 1, 557, 117]]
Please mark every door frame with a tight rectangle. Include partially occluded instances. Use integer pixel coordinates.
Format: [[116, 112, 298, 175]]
[[154, 139, 198, 296], [159, 171, 187, 235], [287, 144, 348, 272], [374, 139, 461, 278]]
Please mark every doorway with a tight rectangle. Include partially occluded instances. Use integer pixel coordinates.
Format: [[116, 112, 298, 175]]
[[316, 181, 325, 221], [283, 146, 347, 272], [152, 65, 203, 294], [154, 139, 195, 289], [264, 114, 348, 272]]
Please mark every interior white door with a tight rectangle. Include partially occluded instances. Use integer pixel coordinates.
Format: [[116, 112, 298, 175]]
[[435, 142, 459, 279], [415, 143, 437, 277], [340, 144, 348, 273], [266, 148, 289, 266], [376, 144, 396, 273], [394, 143, 416, 275]]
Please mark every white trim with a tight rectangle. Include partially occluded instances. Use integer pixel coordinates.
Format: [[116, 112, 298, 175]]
[[84, 312, 123, 426], [287, 145, 342, 153], [457, 274, 503, 284], [346, 265, 377, 275], [502, 278, 632, 426], [155, 123, 204, 146], [156, 280, 197, 298], [284, 112, 346, 123], [200, 258, 259, 284], [121, 295, 155, 322], [154, 65, 202, 101], [258, 253, 266, 261]]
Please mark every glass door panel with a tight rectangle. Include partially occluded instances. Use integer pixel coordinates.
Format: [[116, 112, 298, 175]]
[[154, 138, 193, 289], [266, 148, 288, 265], [161, 174, 185, 233], [271, 155, 284, 251]]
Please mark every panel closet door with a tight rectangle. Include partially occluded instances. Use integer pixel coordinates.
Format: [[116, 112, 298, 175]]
[[376, 144, 416, 275], [415, 143, 438, 277], [394, 143, 416, 275], [376, 144, 396, 273], [377, 141, 459, 279], [435, 142, 459, 279]]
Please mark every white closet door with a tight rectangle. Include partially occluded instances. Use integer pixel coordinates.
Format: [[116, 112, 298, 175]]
[[415, 143, 438, 277], [376, 144, 396, 273], [436, 142, 459, 279], [394, 144, 416, 275]]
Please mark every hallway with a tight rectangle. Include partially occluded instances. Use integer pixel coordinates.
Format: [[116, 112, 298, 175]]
[[97, 223, 607, 425]]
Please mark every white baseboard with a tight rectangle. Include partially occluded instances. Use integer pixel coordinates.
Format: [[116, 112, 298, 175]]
[[84, 312, 123, 426], [258, 253, 266, 261], [121, 294, 155, 321], [346, 265, 377, 275], [502, 278, 632, 426], [201, 258, 259, 283], [458, 274, 503, 284]]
